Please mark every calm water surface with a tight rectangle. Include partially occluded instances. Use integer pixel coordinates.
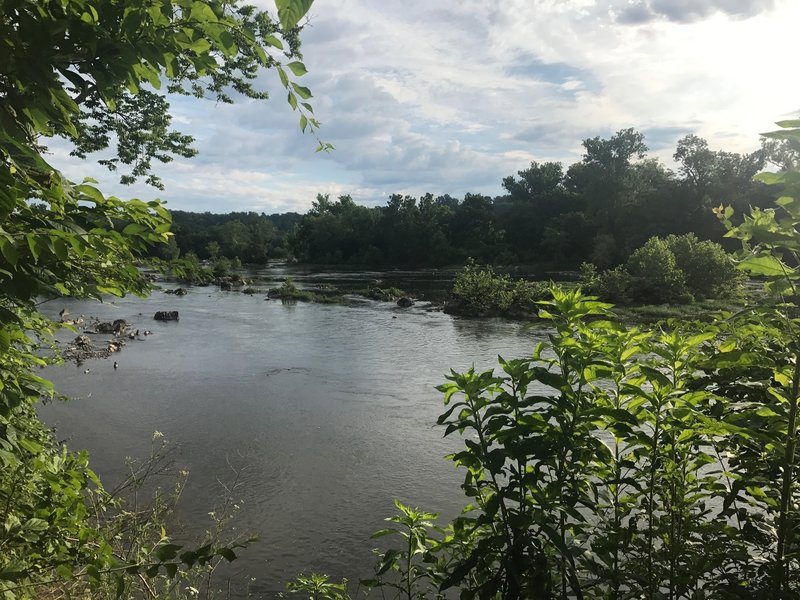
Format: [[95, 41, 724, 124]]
[[39, 269, 547, 597]]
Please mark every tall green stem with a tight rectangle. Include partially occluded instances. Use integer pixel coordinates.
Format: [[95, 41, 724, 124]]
[[774, 353, 800, 595]]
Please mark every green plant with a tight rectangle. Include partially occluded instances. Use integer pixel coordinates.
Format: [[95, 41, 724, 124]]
[[287, 573, 351, 600], [593, 264, 634, 304], [364, 500, 441, 600], [447, 259, 548, 317], [212, 256, 232, 278], [626, 236, 692, 303], [280, 278, 301, 296], [585, 234, 742, 306], [665, 233, 744, 299]]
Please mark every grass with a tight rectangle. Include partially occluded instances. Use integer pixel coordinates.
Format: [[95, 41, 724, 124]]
[[609, 295, 759, 324]]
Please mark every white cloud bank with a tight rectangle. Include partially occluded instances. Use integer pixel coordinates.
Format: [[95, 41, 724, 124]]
[[49, 0, 800, 213]]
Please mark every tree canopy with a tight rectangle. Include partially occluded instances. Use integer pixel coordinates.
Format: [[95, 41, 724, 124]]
[[167, 130, 779, 270], [0, 0, 317, 595]]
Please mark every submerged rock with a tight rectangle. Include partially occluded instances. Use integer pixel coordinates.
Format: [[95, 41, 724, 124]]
[[154, 311, 179, 321]]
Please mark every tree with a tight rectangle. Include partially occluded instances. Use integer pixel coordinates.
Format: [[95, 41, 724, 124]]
[[0, 0, 317, 595]]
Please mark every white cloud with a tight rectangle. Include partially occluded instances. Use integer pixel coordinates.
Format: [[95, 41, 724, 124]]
[[45, 0, 800, 213]]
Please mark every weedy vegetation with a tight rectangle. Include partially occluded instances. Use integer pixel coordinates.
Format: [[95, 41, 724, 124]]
[[286, 120, 800, 599]]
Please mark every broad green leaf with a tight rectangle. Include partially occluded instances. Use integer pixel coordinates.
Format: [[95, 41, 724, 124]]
[[276, 0, 314, 30], [217, 547, 236, 562], [155, 543, 182, 562], [737, 254, 791, 276], [264, 35, 283, 49], [74, 184, 104, 203], [26, 234, 39, 261], [286, 61, 307, 76], [277, 66, 289, 88], [1, 238, 18, 267], [290, 82, 312, 99]]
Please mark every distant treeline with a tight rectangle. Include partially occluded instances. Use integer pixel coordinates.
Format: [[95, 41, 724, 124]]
[[157, 129, 794, 269]]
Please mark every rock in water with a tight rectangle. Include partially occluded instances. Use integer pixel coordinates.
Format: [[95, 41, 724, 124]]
[[396, 297, 414, 308], [74, 335, 91, 347], [95, 321, 115, 333], [153, 311, 179, 321]]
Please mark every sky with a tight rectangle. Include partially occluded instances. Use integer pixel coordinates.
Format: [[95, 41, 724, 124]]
[[49, 0, 800, 214]]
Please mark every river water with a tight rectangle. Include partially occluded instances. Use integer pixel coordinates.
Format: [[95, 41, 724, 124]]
[[38, 267, 546, 597]]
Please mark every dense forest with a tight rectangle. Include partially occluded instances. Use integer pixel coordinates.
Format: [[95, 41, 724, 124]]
[[162, 130, 791, 269]]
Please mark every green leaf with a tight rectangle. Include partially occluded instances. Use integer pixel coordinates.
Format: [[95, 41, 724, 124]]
[[277, 66, 289, 89], [276, 0, 314, 30], [286, 61, 307, 76], [264, 35, 283, 49], [26, 234, 39, 261], [52, 237, 68, 260], [1, 239, 18, 267], [154, 543, 182, 561], [164, 563, 178, 578], [74, 184, 105, 203], [737, 254, 791, 277], [56, 564, 72, 580], [290, 82, 312, 99], [371, 528, 397, 538], [217, 547, 237, 562], [376, 548, 400, 575]]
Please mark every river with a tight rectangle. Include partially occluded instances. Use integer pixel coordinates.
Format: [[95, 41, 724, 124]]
[[38, 267, 546, 597]]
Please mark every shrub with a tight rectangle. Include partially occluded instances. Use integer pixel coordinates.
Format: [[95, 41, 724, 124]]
[[451, 259, 502, 314], [626, 236, 691, 303], [279, 277, 301, 296], [598, 264, 634, 304], [448, 259, 548, 317], [585, 235, 742, 305], [212, 257, 231, 278], [665, 233, 743, 299]]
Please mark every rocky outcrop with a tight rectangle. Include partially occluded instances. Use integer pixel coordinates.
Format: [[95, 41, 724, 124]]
[[64, 335, 125, 363], [164, 288, 188, 296], [95, 319, 127, 335], [154, 311, 179, 321], [74, 335, 91, 348], [366, 286, 406, 302]]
